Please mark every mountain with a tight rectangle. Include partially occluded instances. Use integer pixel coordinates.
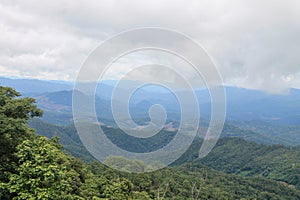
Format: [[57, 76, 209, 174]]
[[30, 89, 300, 146], [0, 77, 73, 95], [34, 87, 300, 125], [225, 87, 300, 124], [2, 77, 300, 124], [3, 84, 299, 199], [32, 89, 116, 125], [231, 120, 300, 146]]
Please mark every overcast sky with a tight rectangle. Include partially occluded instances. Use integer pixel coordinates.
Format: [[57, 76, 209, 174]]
[[0, 0, 300, 93]]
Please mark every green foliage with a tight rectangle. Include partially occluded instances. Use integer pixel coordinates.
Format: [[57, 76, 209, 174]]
[[198, 137, 300, 189], [29, 119, 94, 162], [87, 161, 300, 199], [4, 136, 83, 199], [131, 191, 151, 200], [104, 156, 146, 172], [0, 86, 43, 199], [102, 178, 133, 200]]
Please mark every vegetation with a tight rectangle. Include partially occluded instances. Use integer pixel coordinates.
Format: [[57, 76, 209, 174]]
[[0, 86, 43, 199], [29, 119, 94, 162], [1, 86, 300, 199], [31, 119, 300, 191], [198, 137, 300, 189]]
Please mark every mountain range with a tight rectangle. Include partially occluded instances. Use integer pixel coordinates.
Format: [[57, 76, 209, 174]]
[[1, 77, 300, 198], [1, 77, 299, 125]]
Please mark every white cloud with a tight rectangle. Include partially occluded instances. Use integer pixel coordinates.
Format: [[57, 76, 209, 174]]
[[0, 0, 299, 93]]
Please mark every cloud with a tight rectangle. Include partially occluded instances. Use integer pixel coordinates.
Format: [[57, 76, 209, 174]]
[[0, 0, 299, 93]]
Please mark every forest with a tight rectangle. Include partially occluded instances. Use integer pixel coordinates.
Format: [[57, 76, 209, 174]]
[[1, 86, 300, 199]]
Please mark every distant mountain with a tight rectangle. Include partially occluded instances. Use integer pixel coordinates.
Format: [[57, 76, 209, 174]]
[[35, 87, 300, 125], [0, 77, 116, 99], [35, 90, 73, 111], [225, 87, 300, 124], [33, 89, 115, 125], [231, 120, 300, 146], [101, 83, 300, 125], [31, 88, 300, 147], [0, 77, 73, 95], [2, 77, 300, 125]]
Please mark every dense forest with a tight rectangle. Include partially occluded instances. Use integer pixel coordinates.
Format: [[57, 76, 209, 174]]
[[1, 86, 300, 199], [29, 118, 300, 191]]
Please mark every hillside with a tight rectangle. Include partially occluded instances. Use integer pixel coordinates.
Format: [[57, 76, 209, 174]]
[[29, 119, 94, 162], [198, 137, 300, 189], [30, 119, 300, 192]]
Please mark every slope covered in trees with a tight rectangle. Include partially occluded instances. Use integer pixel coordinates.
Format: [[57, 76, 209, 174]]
[[30, 118, 300, 191], [198, 137, 300, 189]]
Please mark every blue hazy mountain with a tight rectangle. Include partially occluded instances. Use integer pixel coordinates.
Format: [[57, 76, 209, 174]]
[[0, 77, 73, 95], [225, 87, 300, 124], [1, 77, 300, 125]]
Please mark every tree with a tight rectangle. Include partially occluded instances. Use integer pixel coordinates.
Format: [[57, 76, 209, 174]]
[[103, 156, 145, 172], [102, 178, 133, 200], [4, 136, 84, 200], [0, 86, 43, 199]]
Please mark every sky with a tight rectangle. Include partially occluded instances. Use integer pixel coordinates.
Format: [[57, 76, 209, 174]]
[[0, 0, 300, 93]]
